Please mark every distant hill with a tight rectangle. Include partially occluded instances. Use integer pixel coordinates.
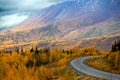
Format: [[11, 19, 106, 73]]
[[1, 35, 120, 51], [0, 0, 120, 43]]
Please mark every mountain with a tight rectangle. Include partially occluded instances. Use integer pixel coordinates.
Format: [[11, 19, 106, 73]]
[[0, 0, 120, 43]]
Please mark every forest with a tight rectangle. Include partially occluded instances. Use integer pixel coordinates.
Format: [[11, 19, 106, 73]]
[[0, 40, 120, 80]]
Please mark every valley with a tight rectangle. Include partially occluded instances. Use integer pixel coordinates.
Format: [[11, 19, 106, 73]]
[[0, 0, 120, 80]]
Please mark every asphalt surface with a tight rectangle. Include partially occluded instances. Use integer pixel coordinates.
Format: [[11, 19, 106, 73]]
[[70, 56, 120, 80]]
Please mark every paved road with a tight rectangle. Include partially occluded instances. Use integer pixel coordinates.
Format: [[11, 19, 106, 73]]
[[70, 56, 120, 80]]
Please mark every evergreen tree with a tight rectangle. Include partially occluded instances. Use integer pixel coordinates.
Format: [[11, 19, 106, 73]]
[[16, 48, 19, 54], [9, 51, 12, 55], [35, 47, 39, 54], [117, 40, 120, 51], [111, 40, 120, 52], [45, 48, 50, 57], [21, 47, 24, 53], [111, 44, 116, 52], [30, 47, 34, 53], [62, 49, 65, 53]]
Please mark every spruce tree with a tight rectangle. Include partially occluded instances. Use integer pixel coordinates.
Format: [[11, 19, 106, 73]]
[[30, 47, 34, 53], [35, 47, 39, 54]]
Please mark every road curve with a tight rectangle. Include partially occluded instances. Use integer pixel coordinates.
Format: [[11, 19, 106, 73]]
[[70, 56, 120, 80]]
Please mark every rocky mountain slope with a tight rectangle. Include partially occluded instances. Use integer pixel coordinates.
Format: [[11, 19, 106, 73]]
[[0, 0, 120, 43]]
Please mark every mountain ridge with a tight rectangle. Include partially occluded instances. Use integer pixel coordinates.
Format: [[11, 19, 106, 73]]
[[0, 0, 120, 43]]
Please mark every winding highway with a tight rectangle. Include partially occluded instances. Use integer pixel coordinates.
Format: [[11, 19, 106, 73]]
[[70, 56, 120, 80]]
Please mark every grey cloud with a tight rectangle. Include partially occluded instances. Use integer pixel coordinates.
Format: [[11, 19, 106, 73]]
[[0, 0, 63, 29], [0, 0, 63, 16], [0, 0, 62, 11]]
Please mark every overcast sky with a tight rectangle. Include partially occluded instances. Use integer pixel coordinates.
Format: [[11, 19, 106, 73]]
[[0, 0, 63, 29]]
